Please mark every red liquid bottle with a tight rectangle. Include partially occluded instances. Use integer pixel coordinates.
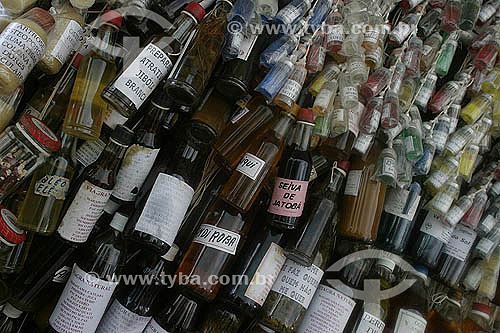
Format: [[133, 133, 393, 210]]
[[441, 0, 461, 32], [473, 39, 499, 71]]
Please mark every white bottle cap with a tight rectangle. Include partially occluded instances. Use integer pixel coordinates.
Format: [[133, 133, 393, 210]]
[[162, 244, 179, 262], [110, 212, 128, 232], [2, 303, 22, 319]]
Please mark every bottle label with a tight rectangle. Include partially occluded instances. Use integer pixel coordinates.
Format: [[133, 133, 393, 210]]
[[354, 133, 373, 155], [420, 211, 453, 244], [394, 309, 426, 333], [231, 107, 250, 124], [382, 157, 396, 179], [142, 319, 169, 333], [0, 23, 46, 82], [443, 224, 476, 261], [315, 89, 333, 108], [279, 5, 302, 23], [383, 188, 421, 221], [480, 214, 496, 233], [432, 130, 448, 149], [244, 242, 286, 306], [237, 34, 258, 61], [280, 79, 302, 101], [193, 224, 241, 255], [271, 260, 324, 309], [327, 24, 344, 43], [267, 177, 309, 217], [355, 312, 385, 333], [58, 181, 113, 243], [103, 107, 129, 130], [445, 204, 466, 226], [51, 20, 84, 64], [349, 105, 362, 137], [432, 193, 453, 213], [475, 238, 495, 257], [113, 43, 173, 109], [34, 175, 70, 200], [423, 44, 433, 57], [52, 266, 72, 284], [333, 108, 345, 122], [344, 170, 362, 196], [112, 145, 160, 202], [49, 264, 118, 333], [427, 170, 448, 188], [391, 22, 411, 44], [135, 173, 194, 247], [343, 86, 358, 99], [235, 153, 266, 180], [76, 139, 107, 168], [363, 29, 380, 44], [96, 299, 151, 333], [297, 284, 355, 333]]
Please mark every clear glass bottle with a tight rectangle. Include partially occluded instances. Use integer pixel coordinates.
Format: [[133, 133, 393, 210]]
[[461, 93, 493, 124], [312, 80, 337, 115], [274, 57, 307, 111], [275, 0, 311, 25]]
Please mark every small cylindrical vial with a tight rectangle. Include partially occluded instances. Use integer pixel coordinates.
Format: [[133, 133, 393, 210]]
[[427, 181, 460, 216], [424, 156, 460, 194], [359, 97, 382, 134], [435, 39, 458, 76], [444, 125, 475, 156], [459, 0, 481, 31], [388, 62, 407, 94], [360, 67, 391, 100], [339, 73, 358, 110], [347, 50, 368, 85], [432, 115, 451, 153], [428, 81, 461, 113], [313, 80, 338, 115], [459, 144, 480, 181], [325, 11, 344, 54], [447, 104, 461, 133], [444, 195, 474, 227], [441, 0, 461, 32], [306, 32, 327, 75], [414, 72, 438, 110], [308, 62, 341, 96], [255, 58, 295, 101], [330, 97, 349, 137], [461, 190, 488, 229], [461, 93, 493, 124], [374, 144, 398, 185], [403, 37, 424, 75], [413, 140, 436, 176], [473, 40, 499, 71], [275, 0, 312, 25], [398, 75, 418, 111], [274, 57, 307, 111], [381, 91, 400, 129]]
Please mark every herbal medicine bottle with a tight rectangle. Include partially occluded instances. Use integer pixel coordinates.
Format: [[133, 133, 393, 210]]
[[1, 0, 37, 15], [0, 8, 54, 95]]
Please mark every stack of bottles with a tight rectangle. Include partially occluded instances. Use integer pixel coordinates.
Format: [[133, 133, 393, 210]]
[[0, 0, 499, 332]]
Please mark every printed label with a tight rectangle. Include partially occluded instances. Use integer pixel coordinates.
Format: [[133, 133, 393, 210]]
[[355, 312, 385, 333], [345, 170, 362, 196], [96, 299, 151, 333], [394, 309, 426, 333], [476, 238, 495, 256], [391, 22, 411, 43], [135, 173, 194, 246], [52, 266, 72, 284], [235, 153, 266, 180], [0, 23, 46, 81], [34, 175, 70, 200], [298, 285, 356, 333], [76, 139, 106, 167], [58, 181, 113, 243], [405, 136, 415, 152], [343, 86, 358, 99], [445, 205, 467, 226], [327, 24, 344, 43], [143, 319, 169, 333], [114, 43, 173, 109], [382, 157, 396, 179], [427, 170, 448, 188], [480, 214, 496, 233], [112, 146, 160, 202], [272, 260, 324, 309], [51, 20, 84, 64], [193, 224, 241, 255], [333, 109, 345, 122], [280, 79, 302, 101], [268, 177, 309, 217], [237, 34, 258, 61], [444, 224, 476, 261], [364, 29, 380, 44], [383, 188, 421, 221], [432, 193, 454, 214], [315, 89, 333, 108], [49, 264, 118, 333], [423, 44, 433, 57], [231, 107, 250, 124], [420, 211, 454, 244], [245, 242, 286, 306], [354, 134, 373, 154], [279, 5, 302, 23]]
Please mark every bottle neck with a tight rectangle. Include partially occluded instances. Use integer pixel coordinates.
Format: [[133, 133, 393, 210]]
[[160, 293, 201, 330], [137, 108, 166, 145], [326, 168, 346, 195], [95, 139, 129, 171], [95, 24, 118, 59], [169, 12, 198, 46], [273, 113, 296, 143], [290, 121, 314, 151], [59, 133, 76, 156]]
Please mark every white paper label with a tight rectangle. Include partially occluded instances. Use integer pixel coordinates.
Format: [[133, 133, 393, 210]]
[[345, 170, 362, 196], [315, 89, 333, 108], [343, 86, 358, 99], [354, 134, 373, 154], [432, 193, 454, 214], [244, 242, 286, 306], [193, 224, 241, 255], [394, 309, 426, 333], [280, 79, 302, 101], [279, 5, 302, 23], [391, 22, 411, 43], [420, 211, 454, 244], [237, 34, 258, 61], [444, 224, 476, 261], [480, 215, 496, 233], [383, 188, 421, 221], [476, 238, 495, 256], [135, 173, 194, 247], [382, 157, 396, 178], [143, 319, 169, 333], [235, 153, 265, 180], [272, 260, 324, 309], [427, 170, 448, 188], [96, 299, 151, 333], [327, 24, 344, 43], [58, 181, 113, 243], [49, 264, 118, 333], [356, 312, 385, 333], [114, 43, 173, 109], [34, 175, 70, 200], [76, 139, 106, 167], [405, 136, 415, 152], [112, 146, 160, 202], [52, 266, 72, 284], [333, 109, 345, 122], [297, 284, 355, 333], [51, 20, 84, 64], [0, 23, 46, 82]]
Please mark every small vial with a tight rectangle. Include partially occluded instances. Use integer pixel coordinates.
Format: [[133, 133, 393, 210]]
[[325, 12, 344, 54], [360, 67, 391, 100], [276, 0, 312, 25], [339, 72, 358, 110], [255, 58, 294, 102], [459, 144, 480, 182], [374, 143, 398, 185], [428, 81, 461, 113], [402, 37, 424, 75], [444, 195, 473, 227], [330, 97, 349, 137], [306, 32, 327, 75], [413, 140, 436, 176], [347, 50, 368, 85], [414, 72, 438, 110], [435, 39, 458, 76], [313, 80, 338, 115], [388, 62, 407, 94], [308, 62, 341, 96], [359, 97, 382, 134], [381, 91, 400, 129], [441, 0, 461, 32], [274, 57, 307, 111], [447, 104, 461, 133], [444, 125, 475, 156], [427, 182, 460, 216], [461, 93, 493, 124], [398, 75, 418, 111], [403, 106, 424, 161], [461, 190, 487, 229], [424, 156, 460, 194], [431, 115, 451, 153]]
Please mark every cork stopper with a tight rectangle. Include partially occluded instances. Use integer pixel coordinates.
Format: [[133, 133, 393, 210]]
[[19, 7, 55, 34]]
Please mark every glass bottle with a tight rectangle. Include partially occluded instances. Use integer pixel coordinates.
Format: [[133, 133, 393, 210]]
[[165, 0, 235, 106], [421, 33, 443, 72], [62, 10, 122, 140], [388, 13, 419, 45], [124, 119, 214, 255], [312, 81, 337, 115], [381, 91, 400, 130], [274, 57, 307, 111], [428, 81, 461, 113], [477, 245, 500, 300], [444, 126, 475, 156], [275, 0, 311, 25], [16, 133, 76, 235], [414, 72, 438, 111], [339, 71, 359, 110], [360, 67, 391, 100], [473, 225, 500, 260], [417, 8, 442, 38], [403, 37, 424, 75], [425, 290, 464, 332], [325, 11, 344, 54], [259, 34, 298, 69], [102, 2, 206, 116], [359, 97, 382, 135], [0, 8, 55, 95], [427, 181, 460, 216], [308, 62, 341, 96], [459, 0, 482, 30], [57, 125, 134, 244], [462, 303, 492, 331], [441, 0, 461, 32], [403, 106, 424, 161], [444, 195, 473, 227], [435, 38, 458, 77], [306, 32, 327, 75], [49, 211, 128, 333], [461, 93, 493, 124], [255, 56, 295, 102], [338, 142, 387, 243], [0, 86, 23, 133], [267, 109, 314, 230]]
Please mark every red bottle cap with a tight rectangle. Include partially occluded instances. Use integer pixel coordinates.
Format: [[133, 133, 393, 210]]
[[337, 161, 350, 173], [20, 115, 61, 152], [471, 303, 491, 315], [101, 10, 123, 29], [0, 207, 25, 245], [71, 53, 84, 68], [20, 8, 55, 34], [297, 108, 315, 124], [184, 2, 206, 22]]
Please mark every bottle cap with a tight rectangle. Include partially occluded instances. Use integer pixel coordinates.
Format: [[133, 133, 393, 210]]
[[71, 53, 84, 68], [111, 125, 135, 146], [413, 264, 428, 277], [0, 207, 25, 246], [471, 303, 491, 319], [2, 303, 22, 319], [375, 258, 396, 272], [20, 8, 55, 34], [337, 161, 350, 173], [184, 2, 206, 22], [101, 10, 122, 29], [297, 108, 315, 124], [162, 244, 179, 261], [20, 115, 61, 152], [110, 212, 128, 232]]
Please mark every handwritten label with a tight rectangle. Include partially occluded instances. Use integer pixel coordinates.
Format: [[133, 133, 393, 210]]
[[344, 170, 362, 196], [443, 224, 476, 261], [420, 211, 454, 244], [193, 224, 241, 255], [268, 177, 309, 217], [235, 153, 265, 180], [394, 309, 426, 333], [34, 175, 70, 200]]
